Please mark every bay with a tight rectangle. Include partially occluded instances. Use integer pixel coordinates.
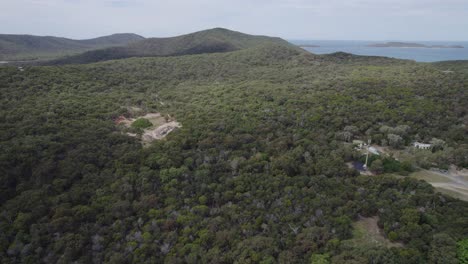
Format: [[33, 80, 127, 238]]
[[290, 40, 468, 62]]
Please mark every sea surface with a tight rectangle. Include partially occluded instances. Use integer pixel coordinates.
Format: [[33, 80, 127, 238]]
[[290, 40, 468, 62]]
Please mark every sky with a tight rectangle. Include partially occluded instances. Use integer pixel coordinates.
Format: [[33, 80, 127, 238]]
[[1, 0, 468, 41]]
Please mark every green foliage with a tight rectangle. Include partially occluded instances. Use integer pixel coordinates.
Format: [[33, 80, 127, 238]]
[[370, 159, 384, 174], [48, 28, 297, 65], [363, 155, 413, 175], [0, 40, 467, 263], [310, 253, 330, 264], [0, 33, 144, 61], [428, 233, 458, 264], [458, 238, 468, 264], [388, 231, 398, 241], [131, 118, 152, 129]]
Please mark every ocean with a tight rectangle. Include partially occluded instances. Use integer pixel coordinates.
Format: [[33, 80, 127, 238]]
[[290, 40, 468, 62]]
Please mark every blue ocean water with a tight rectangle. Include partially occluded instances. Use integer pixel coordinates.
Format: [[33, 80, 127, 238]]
[[290, 40, 468, 62]]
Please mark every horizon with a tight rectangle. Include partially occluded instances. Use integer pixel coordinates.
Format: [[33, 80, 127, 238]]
[[1, 0, 468, 41], [2, 29, 468, 43]]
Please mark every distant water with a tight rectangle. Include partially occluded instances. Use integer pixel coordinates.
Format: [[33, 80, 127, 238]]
[[290, 40, 468, 62]]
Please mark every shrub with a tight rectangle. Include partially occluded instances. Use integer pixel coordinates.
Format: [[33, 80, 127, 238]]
[[131, 118, 152, 129]]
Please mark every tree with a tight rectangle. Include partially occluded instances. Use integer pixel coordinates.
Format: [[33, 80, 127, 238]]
[[457, 238, 468, 264], [430, 138, 446, 152], [310, 253, 330, 264], [370, 159, 384, 174], [428, 233, 458, 264], [131, 118, 152, 129], [387, 134, 403, 148]]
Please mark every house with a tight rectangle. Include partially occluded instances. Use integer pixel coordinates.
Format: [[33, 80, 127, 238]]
[[413, 142, 431, 150]]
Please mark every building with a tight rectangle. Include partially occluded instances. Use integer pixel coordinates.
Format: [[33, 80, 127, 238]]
[[352, 140, 365, 149], [413, 142, 431, 150]]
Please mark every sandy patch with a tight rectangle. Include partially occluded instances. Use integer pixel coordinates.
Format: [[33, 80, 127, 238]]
[[410, 168, 468, 201], [116, 112, 181, 143], [142, 121, 182, 141]]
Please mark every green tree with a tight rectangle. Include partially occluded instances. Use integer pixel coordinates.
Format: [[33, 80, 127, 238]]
[[370, 159, 384, 174], [131, 118, 152, 129], [457, 238, 468, 264], [310, 253, 330, 264], [428, 233, 458, 264]]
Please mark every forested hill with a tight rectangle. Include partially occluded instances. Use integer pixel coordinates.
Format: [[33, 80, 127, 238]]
[[0, 35, 467, 263], [0, 33, 145, 61], [47, 28, 297, 65]]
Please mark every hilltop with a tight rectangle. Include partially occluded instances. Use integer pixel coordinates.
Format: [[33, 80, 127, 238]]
[[48, 28, 297, 65], [0, 33, 145, 61]]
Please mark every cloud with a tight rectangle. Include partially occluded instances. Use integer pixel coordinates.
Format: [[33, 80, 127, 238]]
[[0, 0, 467, 40]]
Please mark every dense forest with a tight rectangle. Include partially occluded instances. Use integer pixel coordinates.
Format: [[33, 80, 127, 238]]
[[0, 33, 144, 61], [47, 28, 293, 65], [0, 40, 467, 263]]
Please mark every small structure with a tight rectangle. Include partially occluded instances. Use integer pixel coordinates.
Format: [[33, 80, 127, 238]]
[[352, 140, 365, 149], [18, 66, 24, 72], [413, 142, 431, 150]]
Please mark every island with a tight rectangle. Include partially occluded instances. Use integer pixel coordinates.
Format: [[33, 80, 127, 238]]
[[368, 42, 464, 48], [297, 44, 320, 48]]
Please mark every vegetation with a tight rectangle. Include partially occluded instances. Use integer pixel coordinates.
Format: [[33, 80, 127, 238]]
[[131, 118, 153, 129], [47, 28, 297, 65], [362, 155, 413, 175], [0, 33, 467, 263], [458, 238, 468, 264], [0, 33, 144, 61]]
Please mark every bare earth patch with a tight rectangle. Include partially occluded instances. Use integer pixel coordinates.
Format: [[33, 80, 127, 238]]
[[410, 167, 468, 201], [116, 112, 181, 144], [142, 121, 182, 142]]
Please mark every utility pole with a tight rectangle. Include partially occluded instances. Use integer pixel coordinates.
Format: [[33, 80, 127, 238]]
[[364, 139, 371, 170]]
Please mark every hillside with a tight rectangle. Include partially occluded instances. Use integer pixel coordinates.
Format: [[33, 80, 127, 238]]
[[48, 28, 298, 65], [0, 33, 144, 61], [0, 30, 467, 263]]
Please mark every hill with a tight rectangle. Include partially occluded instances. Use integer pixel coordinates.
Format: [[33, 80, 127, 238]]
[[0, 33, 145, 61], [48, 28, 297, 65], [0, 30, 467, 263]]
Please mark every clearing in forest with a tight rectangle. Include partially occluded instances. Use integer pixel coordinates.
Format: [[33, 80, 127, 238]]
[[116, 112, 181, 144], [410, 167, 468, 201], [343, 216, 403, 249]]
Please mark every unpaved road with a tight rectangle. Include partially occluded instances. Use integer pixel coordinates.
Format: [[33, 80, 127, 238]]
[[412, 168, 468, 201]]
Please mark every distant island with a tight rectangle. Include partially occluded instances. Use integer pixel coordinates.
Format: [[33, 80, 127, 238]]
[[297, 44, 320, 48], [368, 42, 464, 48]]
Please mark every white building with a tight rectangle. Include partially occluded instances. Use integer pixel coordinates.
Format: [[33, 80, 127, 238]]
[[413, 142, 431, 150]]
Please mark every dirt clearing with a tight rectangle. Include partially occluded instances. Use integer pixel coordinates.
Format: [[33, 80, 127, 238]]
[[116, 112, 181, 144], [410, 167, 468, 201], [142, 121, 182, 142]]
